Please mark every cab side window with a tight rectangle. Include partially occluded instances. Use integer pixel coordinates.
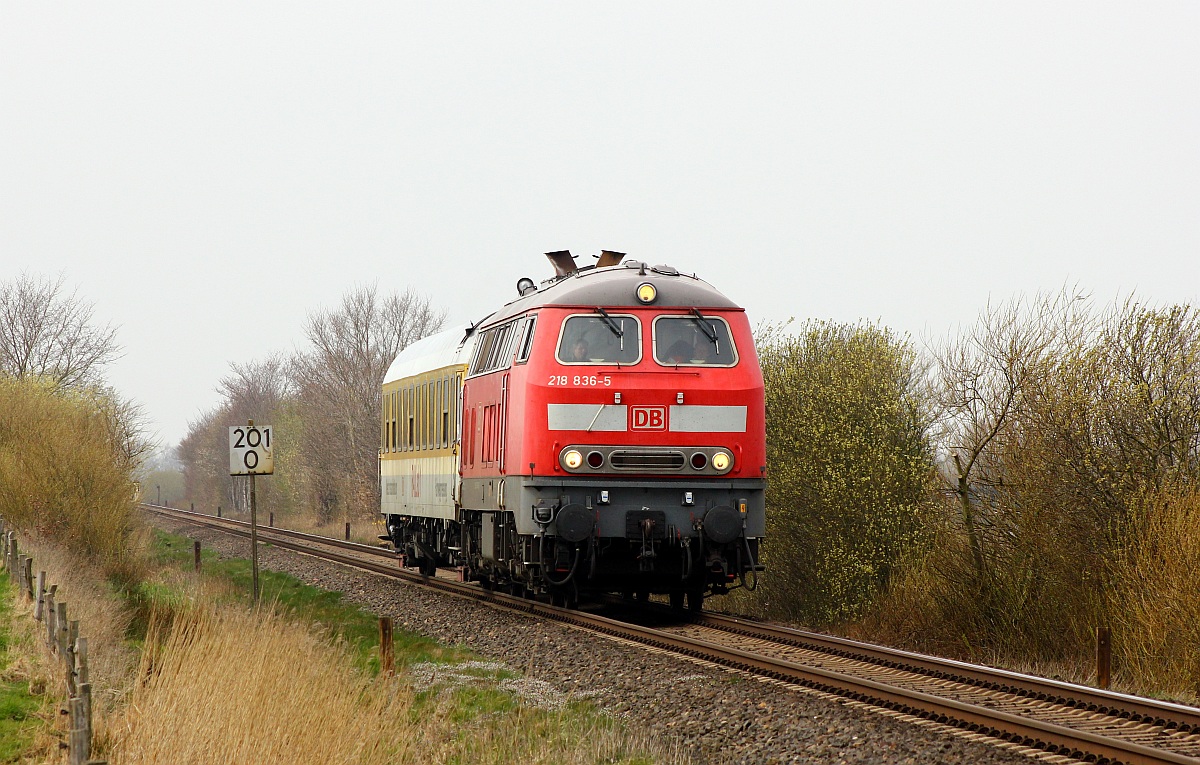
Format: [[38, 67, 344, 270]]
[[515, 316, 537, 363], [468, 319, 522, 376]]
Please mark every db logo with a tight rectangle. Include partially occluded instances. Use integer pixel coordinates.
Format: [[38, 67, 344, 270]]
[[631, 406, 667, 430]]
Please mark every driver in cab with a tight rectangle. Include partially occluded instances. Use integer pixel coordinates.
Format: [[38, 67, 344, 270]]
[[569, 339, 589, 362]]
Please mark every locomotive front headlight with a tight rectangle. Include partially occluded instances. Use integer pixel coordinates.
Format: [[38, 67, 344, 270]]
[[636, 283, 657, 303], [711, 451, 732, 472], [562, 449, 584, 470]]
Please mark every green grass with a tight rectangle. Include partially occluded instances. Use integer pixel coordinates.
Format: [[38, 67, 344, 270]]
[[0, 578, 44, 762]]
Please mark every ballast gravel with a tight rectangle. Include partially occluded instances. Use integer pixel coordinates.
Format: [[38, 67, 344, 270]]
[[158, 519, 1045, 765]]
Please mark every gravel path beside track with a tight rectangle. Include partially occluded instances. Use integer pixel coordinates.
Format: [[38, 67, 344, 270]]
[[157, 518, 1051, 765]]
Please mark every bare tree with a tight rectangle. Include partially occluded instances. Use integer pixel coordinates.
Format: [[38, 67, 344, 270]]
[[290, 285, 445, 522], [931, 290, 1088, 581], [91, 387, 154, 474], [177, 356, 292, 515], [0, 273, 120, 389], [219, 355, 291, 422]]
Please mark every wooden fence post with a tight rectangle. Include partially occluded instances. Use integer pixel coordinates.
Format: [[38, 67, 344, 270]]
[[22, 557, 33, 599], [193, 541, 201, 572], [34, 572, 46, 620], [7, 534, 16, 581], [345, 522, 351, 541], [1097, 626, 1112, 690], [56, 602, 69, 659], [76, 638, 89, 686], [67, 621, 80, 695], [68, 695, 89, 765], [45, 587, 57, 650], [379, 617, 394, 677], [80, 681, 93, 754]]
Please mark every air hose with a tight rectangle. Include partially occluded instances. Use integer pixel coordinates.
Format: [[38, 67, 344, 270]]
[[541, 535, 583, 586], [740, 535, 759, 591]]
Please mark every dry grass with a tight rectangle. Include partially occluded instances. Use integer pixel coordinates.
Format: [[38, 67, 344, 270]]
[[852, 486, 1200, 704], [1, 535, 142, 763], [108, 604, 414, 763], [1108, 487, 1200, 702], [106, 600, 677, 764], [14, 535, 140, 704], [0, 537, 142, 763], [0, 579, 59, 762]]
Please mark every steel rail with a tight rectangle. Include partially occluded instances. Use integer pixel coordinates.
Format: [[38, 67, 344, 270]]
[[143, 504, 1200, 765], [693, 612, 1200, 733], [143, 503, 396, 558]]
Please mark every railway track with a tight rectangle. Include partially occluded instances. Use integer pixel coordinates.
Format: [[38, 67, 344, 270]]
[[144, 503, 1200, 765]]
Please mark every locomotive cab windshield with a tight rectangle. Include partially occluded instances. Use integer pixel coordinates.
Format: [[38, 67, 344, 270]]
[[555, 313, 641, 365], [652, 314, 738, 366]]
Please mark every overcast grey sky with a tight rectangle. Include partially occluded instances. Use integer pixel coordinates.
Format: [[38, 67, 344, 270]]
[[2, 3, 1197, 448]]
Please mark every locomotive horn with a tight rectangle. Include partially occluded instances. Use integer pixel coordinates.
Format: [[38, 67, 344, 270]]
[[596, 250, 626, 267], [545, 250, 578, 277]]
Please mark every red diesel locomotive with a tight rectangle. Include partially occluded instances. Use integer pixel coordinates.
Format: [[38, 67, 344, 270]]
[[380, 251, 765, 609]]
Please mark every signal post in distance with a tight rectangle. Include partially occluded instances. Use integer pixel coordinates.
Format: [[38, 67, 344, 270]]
[[230, 420, 274, 602]]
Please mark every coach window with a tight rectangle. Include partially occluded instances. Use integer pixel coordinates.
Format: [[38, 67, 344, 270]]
[[442, 376, 450, 448], [556, 314, 641, 365], [437, 379, 445, 447], [407, 386, 415, 450], [403, 388, 410, 452], [652, 315, 738, 367], [386, 392, 394, 452], [427, 381, 436, 450]]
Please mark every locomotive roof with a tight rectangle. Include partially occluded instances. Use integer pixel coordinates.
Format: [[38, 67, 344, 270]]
[[482, 261, 741, 328]]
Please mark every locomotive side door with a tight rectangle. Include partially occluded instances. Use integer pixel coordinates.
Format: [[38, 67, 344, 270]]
[[498, 372, 509, 474]]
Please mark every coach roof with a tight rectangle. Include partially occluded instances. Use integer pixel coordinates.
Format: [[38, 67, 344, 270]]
[[481, 261, 741, 329]]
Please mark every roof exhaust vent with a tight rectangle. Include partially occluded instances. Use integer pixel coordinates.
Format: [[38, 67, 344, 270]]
[[597, 250, 626, 268], [545, 250, 578, 277]]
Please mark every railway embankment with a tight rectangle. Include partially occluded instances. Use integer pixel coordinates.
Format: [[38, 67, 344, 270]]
[[1, 521, 678, 763], [149, 512, 1040, 765]]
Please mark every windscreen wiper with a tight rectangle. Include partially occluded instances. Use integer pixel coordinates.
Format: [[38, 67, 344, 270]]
[[690, 307, 719, 344], [689, 308, 722, 358], [595, 307, 625, 351]]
